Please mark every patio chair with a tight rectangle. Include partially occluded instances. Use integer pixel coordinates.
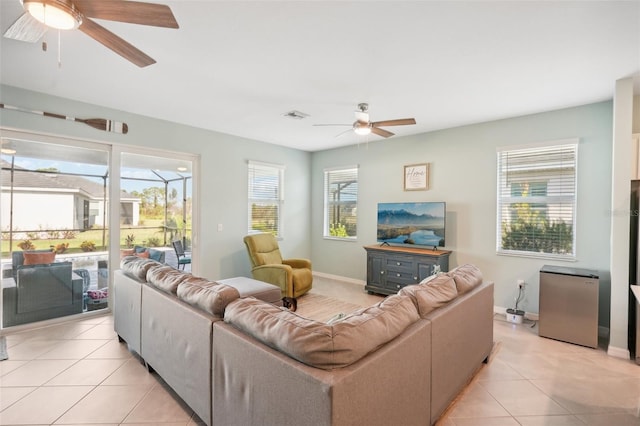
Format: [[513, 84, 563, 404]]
[[172, 240, 192, 270]]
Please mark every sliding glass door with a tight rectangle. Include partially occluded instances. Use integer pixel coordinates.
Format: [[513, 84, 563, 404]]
[[1, 134, 110, 328], [1, 131, 198, 330], [119, 152, 193, 271]]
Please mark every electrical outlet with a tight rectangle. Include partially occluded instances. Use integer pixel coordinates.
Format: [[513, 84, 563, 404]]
[[517, 279, 525, 289]]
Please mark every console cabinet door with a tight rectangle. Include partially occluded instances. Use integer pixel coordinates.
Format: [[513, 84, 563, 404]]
[[367, 253, 385, 292]]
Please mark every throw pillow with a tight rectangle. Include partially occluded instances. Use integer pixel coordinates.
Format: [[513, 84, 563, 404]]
[[120, 248, 135, 259], [135, 250, 150, 259], [23, 251, 56, 265], [148, 248, 163, 262]]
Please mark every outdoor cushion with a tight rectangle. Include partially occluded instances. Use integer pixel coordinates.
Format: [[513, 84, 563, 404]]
[[23, 251, 56, 265], [135, 250, 150, 259], [133, 246, 165, 263], [224, 293, 419, 370]]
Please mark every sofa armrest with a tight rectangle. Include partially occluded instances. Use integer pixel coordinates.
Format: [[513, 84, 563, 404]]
[[282, 258, 311, 269], [250, 264, 293, 296], [425, 281, 494, 423], [212, 319, 432, 426]]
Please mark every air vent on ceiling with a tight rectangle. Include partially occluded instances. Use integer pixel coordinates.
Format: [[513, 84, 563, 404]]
[[283, 110, 309, 120]]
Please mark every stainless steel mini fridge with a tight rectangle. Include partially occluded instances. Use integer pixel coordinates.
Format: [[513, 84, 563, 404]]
[[539, 265, 599, 348]]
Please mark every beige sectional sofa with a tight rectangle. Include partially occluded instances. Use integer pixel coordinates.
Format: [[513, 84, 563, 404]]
[[114, 258, 493, 426]]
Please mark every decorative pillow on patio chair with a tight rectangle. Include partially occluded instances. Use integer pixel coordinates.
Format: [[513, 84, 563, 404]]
[[243, 233, 312, 300]]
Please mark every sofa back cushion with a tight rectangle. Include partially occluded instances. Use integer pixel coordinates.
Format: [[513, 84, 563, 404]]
[[399, 274, 458, 318], [224, 294, 419, 370], [177, 280, 240, 316], [145, 265, 194, 294], [448, 264, 483, 294], [120, 256, 162, 281]]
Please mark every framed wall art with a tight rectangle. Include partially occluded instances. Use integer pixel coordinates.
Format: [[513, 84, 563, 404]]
[[404, 163, 429, 191]]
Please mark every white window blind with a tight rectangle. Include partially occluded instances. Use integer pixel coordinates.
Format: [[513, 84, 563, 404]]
[[323, 166, 358, 239], [496, 141, 577, 259], [248, 161, 284, 237]]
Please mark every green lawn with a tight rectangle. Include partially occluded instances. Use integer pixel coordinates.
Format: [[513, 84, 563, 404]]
[[2, 218, 190, 259]]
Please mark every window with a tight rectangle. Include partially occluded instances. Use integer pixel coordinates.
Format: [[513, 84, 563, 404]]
[[324, 166, 358, 239], [496, 140, 577, 259], [248, 161, 284, 237]]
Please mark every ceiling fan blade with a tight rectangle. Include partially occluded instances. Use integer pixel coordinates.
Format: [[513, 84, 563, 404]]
[[371, 127, 394, 138], [3, 12, 47, 42], [74, 0, 179, 28], [79, 18, 155, 67], [335, 128, 354, 138], [372, 118, 416, 127]]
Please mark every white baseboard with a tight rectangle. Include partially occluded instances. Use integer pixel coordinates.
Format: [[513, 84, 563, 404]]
[[313, 271, 366, 287], [495, 306, 613, 342], [607, 345, 631, 360]]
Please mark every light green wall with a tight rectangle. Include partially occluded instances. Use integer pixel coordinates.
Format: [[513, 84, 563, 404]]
[[0, 84, 620, 334], [311, 101, 614, 324], [0, 85, 311, 281]]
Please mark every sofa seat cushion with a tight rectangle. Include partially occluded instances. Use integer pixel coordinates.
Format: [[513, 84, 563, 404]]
[[177, 280, 240, 316], [399, 274, 458, 317], [448, 264, 483, 294], [120, 256, 162, 281], [224, 294, 419, 370], [146, 265, 197, 294]]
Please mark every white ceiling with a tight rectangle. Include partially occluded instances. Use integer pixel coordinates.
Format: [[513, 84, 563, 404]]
[[1, 1, 639, 152]]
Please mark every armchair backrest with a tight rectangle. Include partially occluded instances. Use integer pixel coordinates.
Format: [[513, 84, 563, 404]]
[[12, 249, 55, 278], [243, 233, 283, 267], [16, 261, 73, 313]]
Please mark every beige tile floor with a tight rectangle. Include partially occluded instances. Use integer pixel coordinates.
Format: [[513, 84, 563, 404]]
[[0, 277, 639, 425]]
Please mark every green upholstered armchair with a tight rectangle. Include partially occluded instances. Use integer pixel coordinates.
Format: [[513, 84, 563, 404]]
[[243, 233, 312, 299]]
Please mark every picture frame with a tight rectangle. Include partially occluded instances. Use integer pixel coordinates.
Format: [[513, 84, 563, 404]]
[[404, 163, 429, 191]]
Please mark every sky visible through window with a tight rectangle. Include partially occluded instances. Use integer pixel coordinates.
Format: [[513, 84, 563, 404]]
[[2, 154, 192, 195]]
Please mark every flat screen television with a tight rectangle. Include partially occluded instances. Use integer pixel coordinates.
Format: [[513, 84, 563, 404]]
[[377, 202, 446, 248]]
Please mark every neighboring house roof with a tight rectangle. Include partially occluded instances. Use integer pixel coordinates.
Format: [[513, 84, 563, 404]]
[[1, 160, 138, 200]]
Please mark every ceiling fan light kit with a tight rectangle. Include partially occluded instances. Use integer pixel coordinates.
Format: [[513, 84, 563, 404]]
[[353, 121, 372, 136], [23, 0, 82, 30]]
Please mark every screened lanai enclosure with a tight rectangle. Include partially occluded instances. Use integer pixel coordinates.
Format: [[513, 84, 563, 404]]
[[1, 135, 193, 329]]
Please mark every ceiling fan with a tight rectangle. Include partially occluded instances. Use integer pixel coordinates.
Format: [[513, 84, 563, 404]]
[[3, 0, 179, 67], [314, 103, 416, 138]]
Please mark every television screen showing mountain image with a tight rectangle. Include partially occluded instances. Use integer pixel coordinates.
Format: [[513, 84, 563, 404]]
[[377, 202, 446, 247]]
